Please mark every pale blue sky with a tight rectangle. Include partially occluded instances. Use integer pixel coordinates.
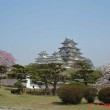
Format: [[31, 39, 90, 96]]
[[0, 0, 110, 67]]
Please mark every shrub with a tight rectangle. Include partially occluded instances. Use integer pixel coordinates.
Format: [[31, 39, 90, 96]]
[[69, 82, 86, 96], [14, 81, 24, 93], [14, 81, 23, 88], [98, 87, 110, 103], [11, 89, 21, 94], [57, 84, 83, 104], [84, 87, 98, 103], [69, 82, 86, 87]]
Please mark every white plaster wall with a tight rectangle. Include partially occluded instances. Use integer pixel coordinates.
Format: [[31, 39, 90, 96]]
[[26, 76, 39, 89]]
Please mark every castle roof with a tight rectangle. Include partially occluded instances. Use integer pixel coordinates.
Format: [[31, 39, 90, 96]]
[[61, 38, 77, 45]]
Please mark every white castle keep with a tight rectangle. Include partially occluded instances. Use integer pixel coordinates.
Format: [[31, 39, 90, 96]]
[[36, 38, 84, 68]]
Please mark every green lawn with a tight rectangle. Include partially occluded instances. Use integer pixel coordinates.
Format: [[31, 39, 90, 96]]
[[0, 86, 109, 110]]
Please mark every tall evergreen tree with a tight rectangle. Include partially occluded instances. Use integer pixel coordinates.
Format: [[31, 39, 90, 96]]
[[71, 60, 102, 85]]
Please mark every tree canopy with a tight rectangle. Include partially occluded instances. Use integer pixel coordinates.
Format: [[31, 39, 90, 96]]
[[71, 60, 102, 85]]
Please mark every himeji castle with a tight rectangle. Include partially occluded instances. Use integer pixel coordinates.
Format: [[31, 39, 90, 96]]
[[36, 38, 85, 68], [36, 51, 63, 64], [59, 38, 82, 68]]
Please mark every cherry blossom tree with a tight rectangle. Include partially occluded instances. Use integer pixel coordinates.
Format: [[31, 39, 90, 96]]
[[0, 50, 16, 66]]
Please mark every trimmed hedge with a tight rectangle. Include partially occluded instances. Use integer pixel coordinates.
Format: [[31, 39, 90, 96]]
[[57, 84, 83, 104], [69, 82, 86, 87], [84, 87, 98, 103], [98, 87, 110, 103], [11, 89, 21, 94], [69, 82, 86, 96]]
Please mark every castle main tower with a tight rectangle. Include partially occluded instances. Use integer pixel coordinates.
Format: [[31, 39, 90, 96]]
[[59, 38, 82, 68]]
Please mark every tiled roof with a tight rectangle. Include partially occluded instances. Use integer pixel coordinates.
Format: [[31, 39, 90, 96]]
[[1, 79, 17, 86]]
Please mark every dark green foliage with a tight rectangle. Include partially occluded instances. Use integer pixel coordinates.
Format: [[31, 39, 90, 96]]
[[8, 64, 26, 94], [8, 64, 27, 80], [84, 87, 98, 103], [14, 81, 23, 88], [98, 87, 110, 103], [0, 65, 8, 86], [0, 65, 7, 74], [57, 84, 83, 104], [69, 82, 86, 96], [11, 89, 21, 94], [87, 70, 103, 84], [74, 60, 93, 70], [71, 60, 94, 85], [69, 82, 86, 87], [27, 63, 65, 95], [47, 63, 65, 95], [14, 81, 24, 93], [71, 60, 102, 85]]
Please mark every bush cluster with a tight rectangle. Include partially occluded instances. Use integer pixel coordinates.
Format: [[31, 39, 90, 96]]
[[98, 87, 110, 103], [69, 82, 86, 87], [14, 81, 24, 93], [57, 83, 110, 105], [11, 81, 25, 94], [11, 80, 110, 105], [57, 84, 83, 104], [14, 81, 24, 89], [11, 89, 21, 94], [84, 87, 98, 103], [69, 82, 86, 96], [57, 82, 98, 104]]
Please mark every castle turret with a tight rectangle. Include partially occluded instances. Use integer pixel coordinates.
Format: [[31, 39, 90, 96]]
[[36, 51, 63, 64], [36, 51, 49, 64], [59, 38, 82, 68]]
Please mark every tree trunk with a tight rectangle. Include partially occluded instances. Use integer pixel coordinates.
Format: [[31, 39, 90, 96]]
[[44, 77, 49, 89], [45, 81, 49, 89], [52, 82, 57, 95], [84, 81, 87, 86]]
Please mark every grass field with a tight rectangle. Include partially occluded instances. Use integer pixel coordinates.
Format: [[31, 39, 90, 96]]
[[0, 86, 109, 110]]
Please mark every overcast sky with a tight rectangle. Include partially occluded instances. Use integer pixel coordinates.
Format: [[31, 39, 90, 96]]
[[0, 0, 110, 67]]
